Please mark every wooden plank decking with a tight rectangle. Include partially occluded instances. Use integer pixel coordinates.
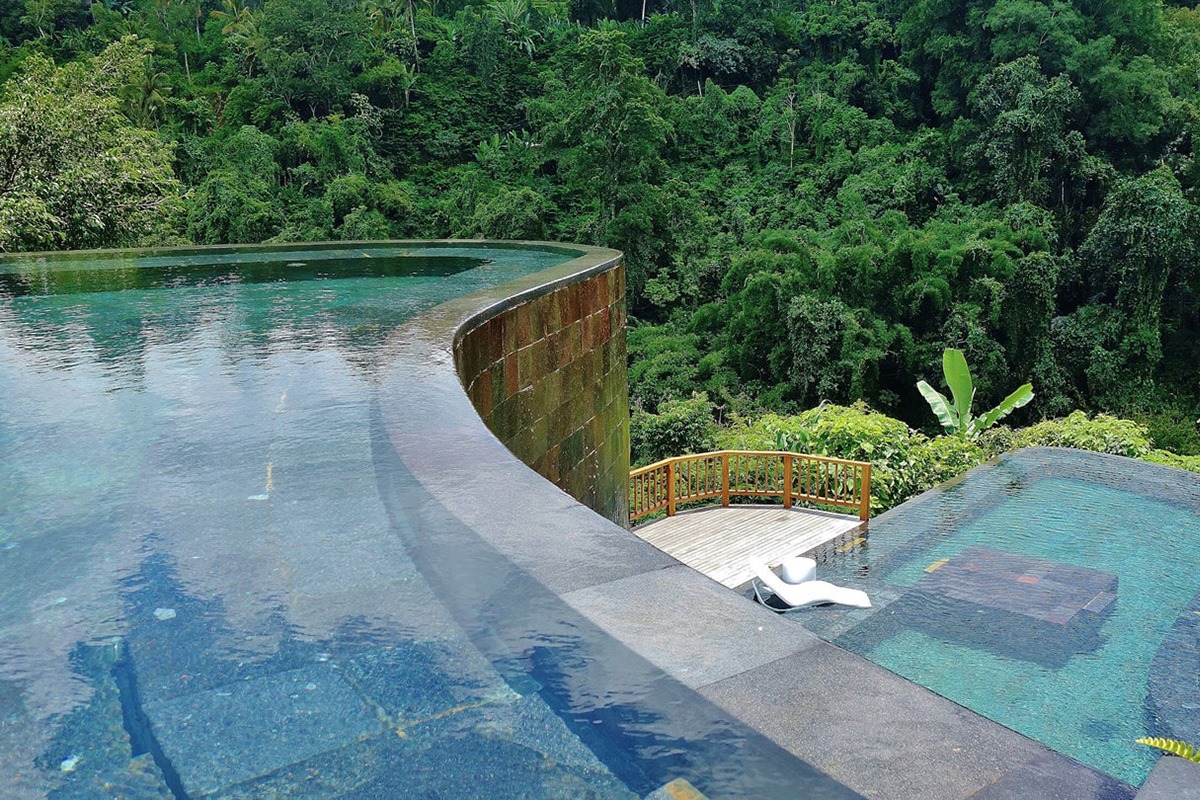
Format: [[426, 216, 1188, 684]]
[[632, 505, 864, 589]]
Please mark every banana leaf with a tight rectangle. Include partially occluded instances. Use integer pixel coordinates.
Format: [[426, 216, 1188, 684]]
[[975, 383, 1034, 431], [917, 380, 959, 434], [942, 349, 974, 433]]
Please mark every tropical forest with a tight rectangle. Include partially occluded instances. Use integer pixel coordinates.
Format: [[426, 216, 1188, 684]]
[[1, 0, 1198, 507]]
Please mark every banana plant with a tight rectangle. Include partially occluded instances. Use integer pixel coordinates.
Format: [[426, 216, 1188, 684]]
[[917, 349, 1033, 440]]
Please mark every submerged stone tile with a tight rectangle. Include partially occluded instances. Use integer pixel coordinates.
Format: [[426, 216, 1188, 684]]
[[145, 663, 384, 797], [342, 638, 510, 725], [213, 696, 637, 800], [338, 718, 638, 800]]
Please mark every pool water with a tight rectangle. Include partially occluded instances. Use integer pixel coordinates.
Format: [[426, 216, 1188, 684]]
[[801, 450, 1200, 786], [0, 243, 858, 800]]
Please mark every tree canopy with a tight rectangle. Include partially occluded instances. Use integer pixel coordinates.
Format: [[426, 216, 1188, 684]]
[[0, 0, 1197, 437]]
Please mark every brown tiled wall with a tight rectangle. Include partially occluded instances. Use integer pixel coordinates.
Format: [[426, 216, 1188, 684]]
[[455, 264, 630, 525]]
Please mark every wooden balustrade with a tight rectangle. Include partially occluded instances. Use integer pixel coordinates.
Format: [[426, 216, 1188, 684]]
[[628, 450, 872, 523]]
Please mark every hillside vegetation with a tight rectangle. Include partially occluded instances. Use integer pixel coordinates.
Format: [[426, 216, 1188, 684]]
[[1, 0, 1197, 437]]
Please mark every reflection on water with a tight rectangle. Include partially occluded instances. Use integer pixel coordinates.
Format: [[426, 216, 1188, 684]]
[[0, 251, 484, 298], [0, 244, 861, 800], [0, 245, 569, 798]]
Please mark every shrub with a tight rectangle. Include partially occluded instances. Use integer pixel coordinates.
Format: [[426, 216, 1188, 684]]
[[714, 405, 1195, 515], [630, 393, 717, 466], [1140, 410, 1200, 456], [911, 436, 991, 492], [1143, 450, 1200, 474], [723, 402, 927, 512], [1010, 411, 1152, 457]]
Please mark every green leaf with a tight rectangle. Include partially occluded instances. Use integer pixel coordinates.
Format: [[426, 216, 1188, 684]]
[[975, 384, 1034, 432], [917, 380, 959, 434], [942, 349, 974, 432], [1137, 737, 1200, 764]]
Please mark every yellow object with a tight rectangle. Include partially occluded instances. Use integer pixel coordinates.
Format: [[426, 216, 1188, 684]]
[[394, 695, 507, 737], [837, 536, 866, 553], [925, 558, 950, 573], [660, 778, 708, 800]]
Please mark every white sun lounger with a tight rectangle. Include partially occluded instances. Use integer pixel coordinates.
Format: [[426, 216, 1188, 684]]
[[749, 558, 872, 610]]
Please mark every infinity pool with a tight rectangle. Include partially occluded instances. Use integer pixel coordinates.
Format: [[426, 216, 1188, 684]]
[[799, 448, 1200, 787], [0, 243, 857, 799]]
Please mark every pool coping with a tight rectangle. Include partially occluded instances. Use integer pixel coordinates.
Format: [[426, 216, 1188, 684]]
[[379, 243, 1141, 800]]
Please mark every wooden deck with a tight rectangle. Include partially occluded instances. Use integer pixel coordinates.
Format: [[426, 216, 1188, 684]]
[[632, 505, 864, 589]]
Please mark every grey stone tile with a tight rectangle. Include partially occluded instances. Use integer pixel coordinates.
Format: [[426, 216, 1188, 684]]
[[967, 751, 1133, 799], [1136, 756, 1200, 800], [393, 462, 676, 594], [285, 577, 460, 643], [435, 482, 677, 595], [266, 494, 393, 544], [145, 663, 384, 797], [266, 461, 382, 503], [698, 642, 1053, 800], [561, 565, 819, 689]]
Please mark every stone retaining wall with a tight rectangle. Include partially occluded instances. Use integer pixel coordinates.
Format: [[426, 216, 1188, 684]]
[[454, 263, 629, 525]]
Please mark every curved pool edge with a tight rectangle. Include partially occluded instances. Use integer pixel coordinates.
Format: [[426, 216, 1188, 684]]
[[376, 246, 1136, 799]]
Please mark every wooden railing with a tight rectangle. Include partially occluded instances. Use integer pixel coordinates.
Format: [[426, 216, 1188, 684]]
[[628, 450, 872, 523]]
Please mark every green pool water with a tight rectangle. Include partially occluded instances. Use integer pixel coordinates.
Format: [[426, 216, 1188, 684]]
[[805, 451, 1200, 787]]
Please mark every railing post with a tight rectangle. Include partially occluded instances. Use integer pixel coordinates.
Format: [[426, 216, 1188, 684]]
[[859, 463, 872, 521], [666, 461, 676, 517], [783, 454, 793, 509], [721, 453, 730, 507]]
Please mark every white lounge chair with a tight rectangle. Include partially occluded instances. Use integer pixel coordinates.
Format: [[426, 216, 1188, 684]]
[[749, 558, 872, 610]]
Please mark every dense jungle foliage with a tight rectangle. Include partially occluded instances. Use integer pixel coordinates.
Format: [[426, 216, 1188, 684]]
[[1, 0, 1198, 442]]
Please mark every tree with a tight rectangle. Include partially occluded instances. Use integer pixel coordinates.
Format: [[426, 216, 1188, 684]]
[[969, 56, 1085, 206], [1067, 167, 1197, 407], [123, 54, 172, 127], [0, 38, 181, 252], [760, 79, 800, 166], [257, 0, 372, 118], [535, 30, 671, 236]]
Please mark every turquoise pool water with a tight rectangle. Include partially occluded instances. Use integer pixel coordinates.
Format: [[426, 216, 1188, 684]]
[[0, 243, 858, 800], [803, 450, 1200, 787]]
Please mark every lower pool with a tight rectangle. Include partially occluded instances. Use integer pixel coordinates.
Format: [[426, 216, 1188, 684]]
[[0, 243, 858, 799], [799, 448, 1200, 786]]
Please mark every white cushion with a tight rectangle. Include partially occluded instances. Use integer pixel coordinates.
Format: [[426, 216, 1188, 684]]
[[780, 556, 816, 584]]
